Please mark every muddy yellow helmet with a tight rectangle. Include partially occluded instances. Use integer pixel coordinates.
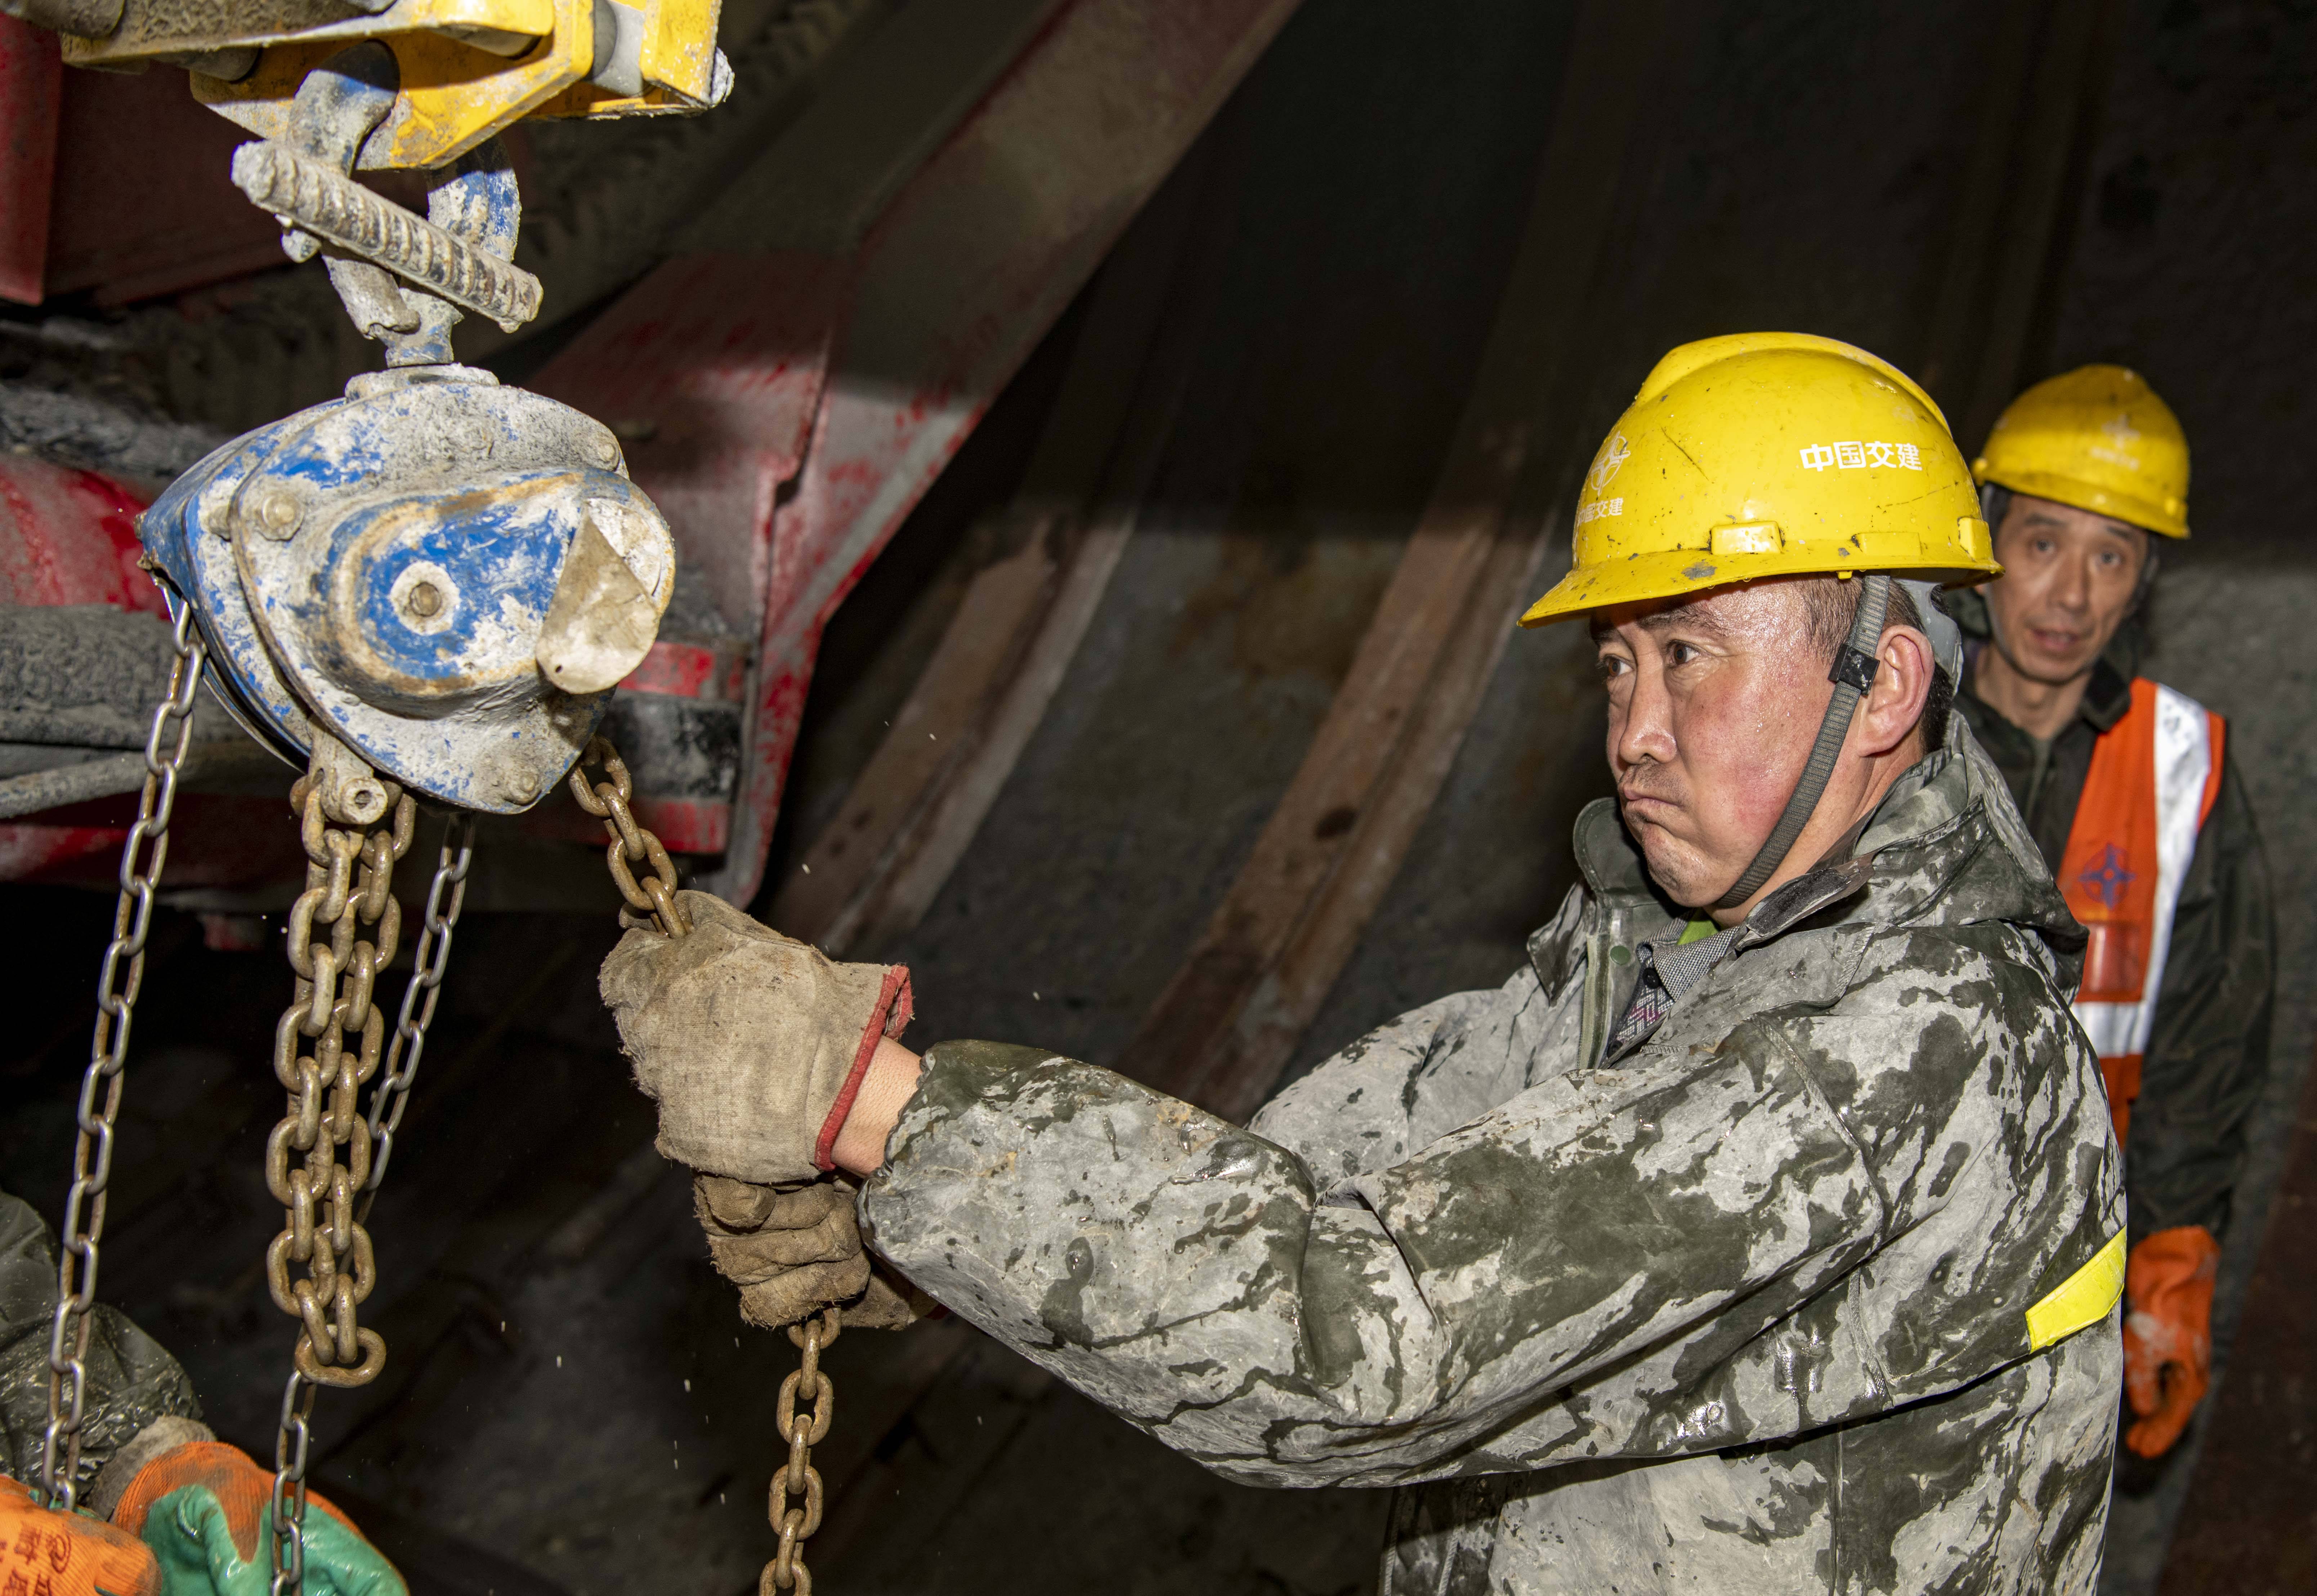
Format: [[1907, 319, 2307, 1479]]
[[1973, 365, 2189, 538], [1520, 332, 1998, 627]]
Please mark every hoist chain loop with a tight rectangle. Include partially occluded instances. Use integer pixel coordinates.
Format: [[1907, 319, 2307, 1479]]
[[574, 736, 844, 1594], [38, 606, 207, 1511], [263, 752, 408, 1398], [569, 736, 690, 937], [261, 737, 453, 1596], [764, 1309, 842, 1596]]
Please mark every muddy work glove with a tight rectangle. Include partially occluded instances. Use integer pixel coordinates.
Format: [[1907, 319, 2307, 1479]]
[[108, 1440, 404, 1596], [695, 1175, 931, 1331], [600, 891, 913, 1186], [2122, 1224, 2221, 1459]]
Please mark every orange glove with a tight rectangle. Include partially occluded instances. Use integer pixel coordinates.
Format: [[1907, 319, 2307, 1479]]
[[0, 1473, 162, 1596], [2122, 1224, 2221, 1459]]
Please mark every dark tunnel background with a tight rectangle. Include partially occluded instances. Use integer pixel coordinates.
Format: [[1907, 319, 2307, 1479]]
[[5, 1, 2314, 1591]]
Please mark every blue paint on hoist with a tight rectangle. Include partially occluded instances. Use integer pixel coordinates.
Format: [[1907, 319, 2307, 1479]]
[[142, 364, 677, 814]]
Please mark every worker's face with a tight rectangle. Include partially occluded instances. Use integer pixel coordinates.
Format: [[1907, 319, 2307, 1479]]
[[1980, 495, 2150, 687], [1591, 581, 1838, 908]]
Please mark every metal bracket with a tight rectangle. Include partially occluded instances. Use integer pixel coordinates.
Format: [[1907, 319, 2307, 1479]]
[[249, 43, 538, 364]]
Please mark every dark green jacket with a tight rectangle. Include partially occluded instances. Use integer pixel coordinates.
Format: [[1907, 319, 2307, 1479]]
[[1955, 634, 2274, 1243]]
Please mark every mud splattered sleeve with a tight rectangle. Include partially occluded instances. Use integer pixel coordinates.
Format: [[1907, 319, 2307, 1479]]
[[858, 869, 2114, 1492], [858, 989, 1914, 1486]]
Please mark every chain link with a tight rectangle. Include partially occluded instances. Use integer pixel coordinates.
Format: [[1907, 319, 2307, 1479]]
[[358, 814, 475, 1210], [571, 737, 844, 1594], [262, 746, 411, 1394], [268, 1370, 316, 1596], [265, 810, 473, 1593], [568, 736, 690, 937], [764, 1309, 841, 1596], [259, 737, 418, 1596], [38, 608, 207, 1510]]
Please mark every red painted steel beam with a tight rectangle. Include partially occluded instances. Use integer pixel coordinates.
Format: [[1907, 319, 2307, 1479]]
[[539, 0, 1301, 904], [0, 456, 166, 613], [0, 457, 303, 888]]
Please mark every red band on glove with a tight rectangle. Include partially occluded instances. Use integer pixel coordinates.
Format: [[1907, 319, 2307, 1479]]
[[814, 965, 913, 1171]]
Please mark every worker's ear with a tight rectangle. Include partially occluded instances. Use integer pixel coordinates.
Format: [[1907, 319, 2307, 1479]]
[[1856, 623, 1934, 757]]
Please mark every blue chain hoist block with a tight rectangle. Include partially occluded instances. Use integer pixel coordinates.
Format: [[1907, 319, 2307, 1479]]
[[137, 43, 677, 814]]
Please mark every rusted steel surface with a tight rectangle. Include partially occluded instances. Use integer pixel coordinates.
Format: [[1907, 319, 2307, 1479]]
[[533, 249, 842, 857], [1117, 0, 1674, 1117], [542, 0, 1300, 905], [536, 251, 844, 643]]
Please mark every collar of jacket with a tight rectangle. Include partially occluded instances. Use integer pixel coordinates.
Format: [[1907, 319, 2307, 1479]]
[[2076, 653, 2134, 733], [1557, 711, 2080, 970]]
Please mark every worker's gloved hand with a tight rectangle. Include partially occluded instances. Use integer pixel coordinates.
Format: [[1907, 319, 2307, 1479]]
[[2122, 1224, 2222, 1459], [0, 1472, 162, 1596], [108, 1440, 404, 1596], [600, 890, 913, 1186], [695, 1174, 932, 1331]]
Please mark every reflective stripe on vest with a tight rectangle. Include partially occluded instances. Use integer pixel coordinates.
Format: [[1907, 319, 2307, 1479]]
[[2058, 679, 2224, 1142]]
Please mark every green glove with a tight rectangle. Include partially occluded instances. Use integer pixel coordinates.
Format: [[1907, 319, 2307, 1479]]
[[110, 1441, 406, 1596]]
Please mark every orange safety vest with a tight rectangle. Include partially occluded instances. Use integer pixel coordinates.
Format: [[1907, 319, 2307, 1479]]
[[2058, 678, 2224, 1145]]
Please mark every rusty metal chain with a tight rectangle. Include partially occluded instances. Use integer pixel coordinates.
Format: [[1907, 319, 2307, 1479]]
[[571, 737, 840, 1593], [264, 745, 411, 1391], [38, 606, 207, 1511], [766, 1309, 842, 1596], [265, 804, 473, 1596], [261, 737, 417, 1595], [569, 735, 690, 937]]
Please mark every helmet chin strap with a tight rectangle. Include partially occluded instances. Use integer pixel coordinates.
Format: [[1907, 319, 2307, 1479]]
[[1713, 572, 1892, 912]]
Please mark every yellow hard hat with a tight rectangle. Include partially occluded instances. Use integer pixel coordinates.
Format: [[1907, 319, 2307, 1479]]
[[1520, 332, 1998, 627], [1973, 365, 2189, 538]]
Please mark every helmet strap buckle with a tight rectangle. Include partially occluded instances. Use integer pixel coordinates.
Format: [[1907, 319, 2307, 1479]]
[[1829, 644, 1881, 692]]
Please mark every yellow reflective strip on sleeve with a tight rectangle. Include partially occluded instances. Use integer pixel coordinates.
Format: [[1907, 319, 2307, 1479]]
[[2025, 1230, 2128, 1351]]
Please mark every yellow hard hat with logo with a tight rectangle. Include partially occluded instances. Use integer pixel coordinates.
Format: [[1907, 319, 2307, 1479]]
[[1520, 333, 1999, 626], [1973, 365, 2189, 538]]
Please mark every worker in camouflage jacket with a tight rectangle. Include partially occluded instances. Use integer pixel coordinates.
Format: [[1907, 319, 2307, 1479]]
[[605, 336, 2128, 1594]]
